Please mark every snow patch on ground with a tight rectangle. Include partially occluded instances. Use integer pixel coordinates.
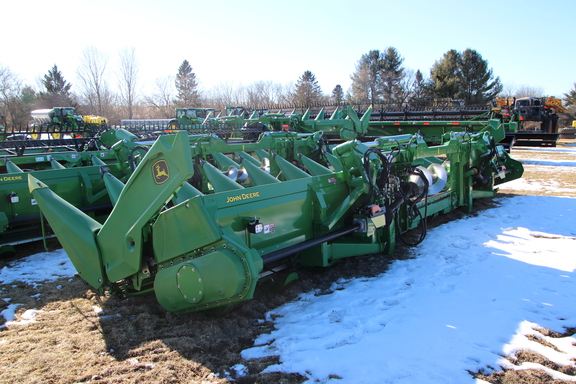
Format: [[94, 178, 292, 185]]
[[0, 248, 75, 288], [242, 195, 576, 383]]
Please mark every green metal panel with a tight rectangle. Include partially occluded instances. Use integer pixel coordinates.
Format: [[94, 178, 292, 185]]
[[202, 161, 244, 192], [28, 175, 104, 289], [273, 153, 311, 180], [241, 160, 280, 186], [97, 132, 195, 283], [152, 196, 222, 264]]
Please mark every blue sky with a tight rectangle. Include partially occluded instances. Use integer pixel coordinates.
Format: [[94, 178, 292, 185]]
[[2, 0, 575, 98]]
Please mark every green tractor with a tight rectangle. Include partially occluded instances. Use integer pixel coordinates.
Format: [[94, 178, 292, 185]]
[[167, 108, 216, 130]]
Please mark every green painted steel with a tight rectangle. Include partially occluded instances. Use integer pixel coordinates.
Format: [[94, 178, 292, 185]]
[[97, 132, 195, 283], [28, 175, 105, 289], [0, 144, 127, 248], [0, 103, 525, 253], [26, 114, 524, 314]]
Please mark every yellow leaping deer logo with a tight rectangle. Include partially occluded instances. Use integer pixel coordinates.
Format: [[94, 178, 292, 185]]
[[152, 159, 170, 184]]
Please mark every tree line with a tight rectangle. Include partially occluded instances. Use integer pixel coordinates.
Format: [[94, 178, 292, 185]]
[[1, 45, 574, 128]]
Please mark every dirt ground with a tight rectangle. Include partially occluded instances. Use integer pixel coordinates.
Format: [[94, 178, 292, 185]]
[[1, 140, 575, 384]]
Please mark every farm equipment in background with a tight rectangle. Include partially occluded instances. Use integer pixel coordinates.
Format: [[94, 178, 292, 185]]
[[0, 128, 144, 254], [0, 150, 120, 254], [120, 119, 172, 135], [121, 107, 266, 140], [167, 108, 216, 130], [120, 108, 217, 136], [294, 106, 518, 150], [494, 97, 568, 147], [0, 102, 531, 255], [29, 118, 523, 314], [0, 108, 108, 155], [71, 102, 523, 147], [225, 106, 271, 120], [29, 107, 108, 139], [166, 106, 296, 140], [271, 99, 571, 148]]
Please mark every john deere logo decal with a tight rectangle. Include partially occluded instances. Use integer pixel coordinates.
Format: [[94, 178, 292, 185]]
[[153, 160, 170, 184]]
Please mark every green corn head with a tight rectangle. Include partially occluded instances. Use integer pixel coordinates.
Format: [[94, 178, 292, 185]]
[[28, 119, 523, 314]]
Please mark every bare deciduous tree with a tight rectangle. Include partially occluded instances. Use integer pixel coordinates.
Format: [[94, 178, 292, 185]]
[[145, 75, 175, 118], [206, 80, 295, 110], [564, 83, 576, 112], [0, 66, 25, 129], [393, 69, 417, 107], [350, 50, 381, 105], [76, 46, 115, 116], [245, 80, 292, 106], [118, 47, 140, 119], [206, 81, 245, 110], [513, 85, 545, 98], [499, 83, 517, 99]]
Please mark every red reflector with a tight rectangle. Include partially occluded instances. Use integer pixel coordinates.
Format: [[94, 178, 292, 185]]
[[452, 122, 459, 125], [423, 122, 430, 125], [394, 122, 400, 125]]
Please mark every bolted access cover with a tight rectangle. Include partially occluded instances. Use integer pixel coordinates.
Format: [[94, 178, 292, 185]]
[[176, 264, 204, 303]]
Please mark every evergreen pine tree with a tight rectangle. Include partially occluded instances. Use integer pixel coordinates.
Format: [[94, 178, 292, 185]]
[[43, 65, 72, 95], [294, 70, 323, 106], [380, 47, 404, 103], [429, 49, 502, 104], [38, 65, 75, 107], [175, 60, 200, 107], [429, 49, 461, 99], [331, 84, 344, 106], [563, 83, 576, 107], [350, 47, 407, 105], [458, 49, 502, 103], [409, 70, 430, 104]]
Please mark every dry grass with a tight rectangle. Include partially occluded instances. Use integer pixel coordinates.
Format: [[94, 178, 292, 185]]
[[1, 245, 400, 383], [1, 140, 575, 384], [497, 141, 576, 198]]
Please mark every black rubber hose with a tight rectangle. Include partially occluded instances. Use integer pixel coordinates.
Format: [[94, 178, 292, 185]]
[[262, 224, 361, 265]]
